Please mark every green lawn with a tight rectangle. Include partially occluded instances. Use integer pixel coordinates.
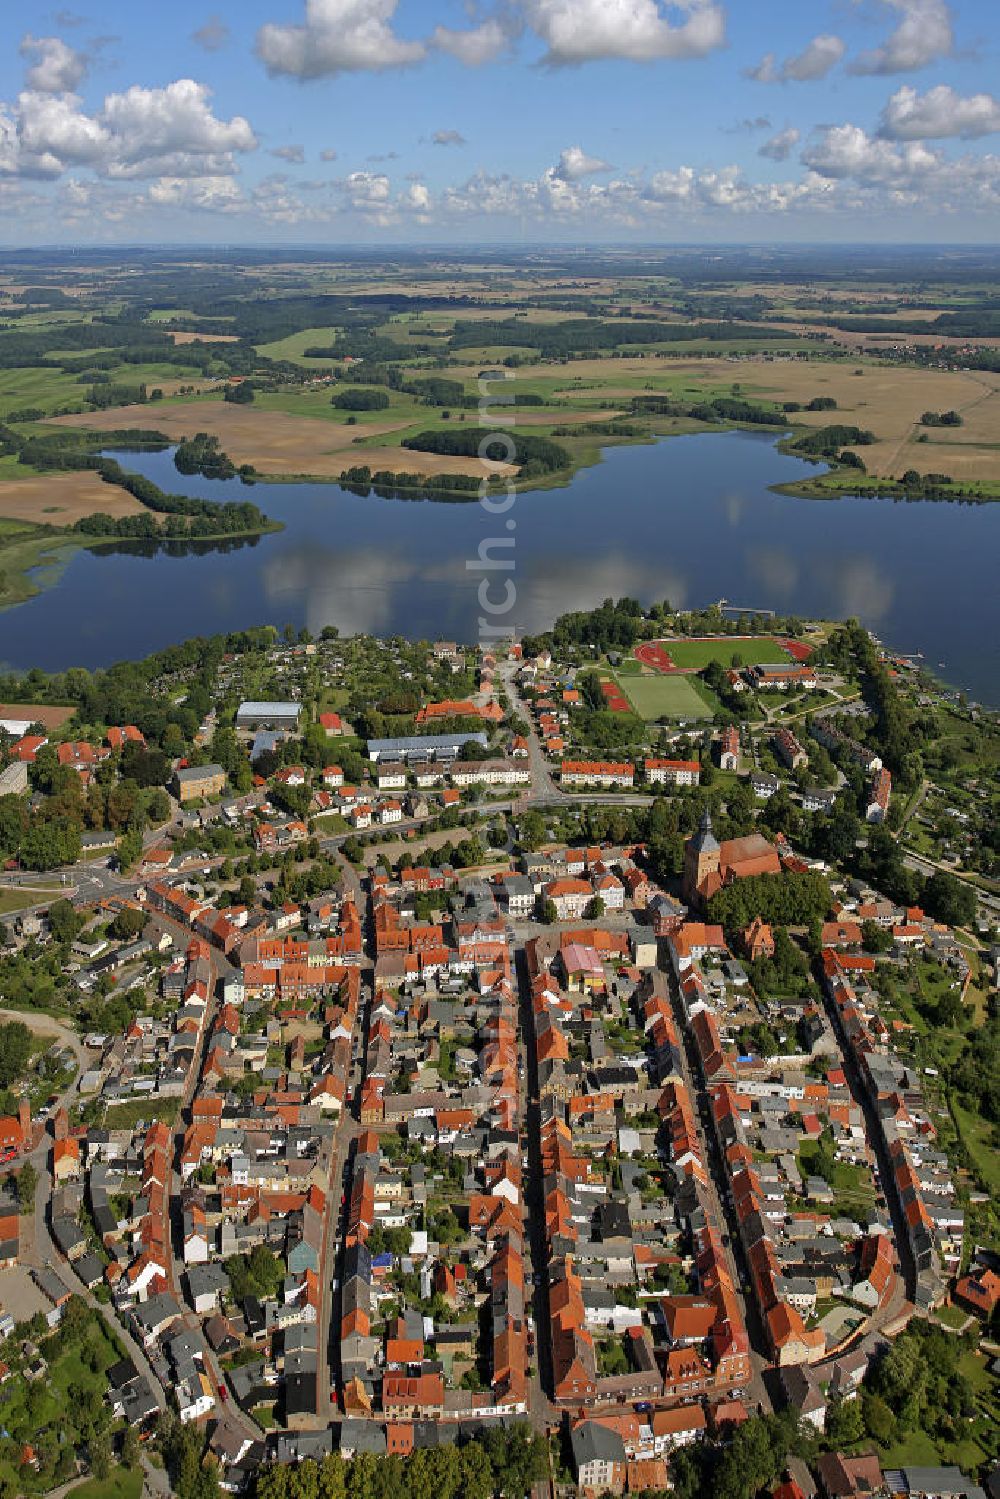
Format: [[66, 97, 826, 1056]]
[[880, 1429, 990, 1474], [952, 1099, 1000, 1192], [103, 1098, 179, 1130], [878, 1430, 949, 1467], [0, 886, 65, 914], [933, 1302, 971, 1330], [312, 812, 350, 835], [798, 1141, 876, 1216], [615, 671, 715, 721], [318, 686, 353, 710], [69, 1468, 142, 1499], [650, 635, 791, 670]]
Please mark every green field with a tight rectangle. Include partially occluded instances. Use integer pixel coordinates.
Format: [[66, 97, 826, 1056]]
[[254, 326, 342, 365], [615, 672, 715, 721], [0, 366, 88, 418], [652, 636, 791, 670], [106, 359, 204, 385]]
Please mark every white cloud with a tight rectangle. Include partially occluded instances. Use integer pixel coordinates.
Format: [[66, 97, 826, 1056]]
[[781, 34, 845, 81], [523, 0, 725, 65], [344, 147, 999, 229], [17, 143, 1000, 237], [271, 143, 306, 161], [553, 145, 611, 181], [12, 92, 109, 176], [344, 169, 391, 204], [637, 160, 834, 215], [432, 16, 518, 65], [192, 16, 231, 52], [147, 175, 245, 212], [432, 129, 467, 147], [849, 0, 953, 75], [748, 33, 844, 83], [101, 80, 257, 174], [759, 127, 800, 161], [746, 53, 778, 83], [801, 122, 954, 185], [878, 84, 1000, 140], [802, 123, 910, 180], [319, 147, 338, 161], [402, 180, 431, 214], [0, 78, 257, 181], [646, 165, 695, 201], [20, 35, 88, 94], [256, 0, 424, 80]]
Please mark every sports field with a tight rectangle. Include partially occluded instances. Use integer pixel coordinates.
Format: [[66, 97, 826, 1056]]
[[639, 636, 794, 671], [615, 672, 715, 721]]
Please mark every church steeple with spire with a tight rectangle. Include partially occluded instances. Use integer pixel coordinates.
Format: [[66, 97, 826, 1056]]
[[683, 807, 721, 905]]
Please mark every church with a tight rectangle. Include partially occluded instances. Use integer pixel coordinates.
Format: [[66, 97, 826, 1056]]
[[682, 809, 782, 909]]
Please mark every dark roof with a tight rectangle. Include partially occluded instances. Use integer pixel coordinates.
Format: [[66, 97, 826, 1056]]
[[572, 1421, 625, 1469], [689, 807, 719, 855], [283, 1368, 317, 1418]]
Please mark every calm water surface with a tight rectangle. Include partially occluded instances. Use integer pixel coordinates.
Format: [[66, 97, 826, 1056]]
[[1, 432, 998, 703]]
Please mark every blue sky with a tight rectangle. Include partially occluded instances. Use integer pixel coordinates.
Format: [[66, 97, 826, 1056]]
[[0, 0, 997, 242]]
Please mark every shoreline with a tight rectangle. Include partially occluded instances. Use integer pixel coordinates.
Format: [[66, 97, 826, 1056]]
[[0, 517, 284, 614], [245, 418, 1000, 505]]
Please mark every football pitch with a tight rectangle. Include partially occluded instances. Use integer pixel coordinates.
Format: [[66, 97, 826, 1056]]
[[615, 672, 715, 721], [652, 636, 791, 670]]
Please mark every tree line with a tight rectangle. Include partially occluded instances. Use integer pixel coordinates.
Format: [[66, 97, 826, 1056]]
[[251, 1423, 548, 1499], [4, 425, 274, 540], [448, 316, 801, 358], [401, 428, 570, 478]]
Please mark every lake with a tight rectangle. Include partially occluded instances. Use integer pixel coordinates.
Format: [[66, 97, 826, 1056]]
[[2, 430, 998, 704]]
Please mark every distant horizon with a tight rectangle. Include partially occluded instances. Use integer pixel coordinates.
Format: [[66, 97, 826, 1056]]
[[2, 240, 1000, 255]]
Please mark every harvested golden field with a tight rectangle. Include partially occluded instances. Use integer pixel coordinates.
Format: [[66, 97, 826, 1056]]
[[530, 354, 1000, 482], [0, 471, 145, 524], [0, 702, 75, 730], [52, 400, 516, 479], [47, 356, 1000, 484], [511, 408, 625, 426], [784, 319, 1000, 352], [169, 330, 239, 345], [335, 445, 516, 477], [724, 360, 1000, 479], [851, 436, 1000, 483]]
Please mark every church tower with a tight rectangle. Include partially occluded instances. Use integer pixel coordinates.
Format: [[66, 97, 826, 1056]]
[[683, 807, 721, 906]]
